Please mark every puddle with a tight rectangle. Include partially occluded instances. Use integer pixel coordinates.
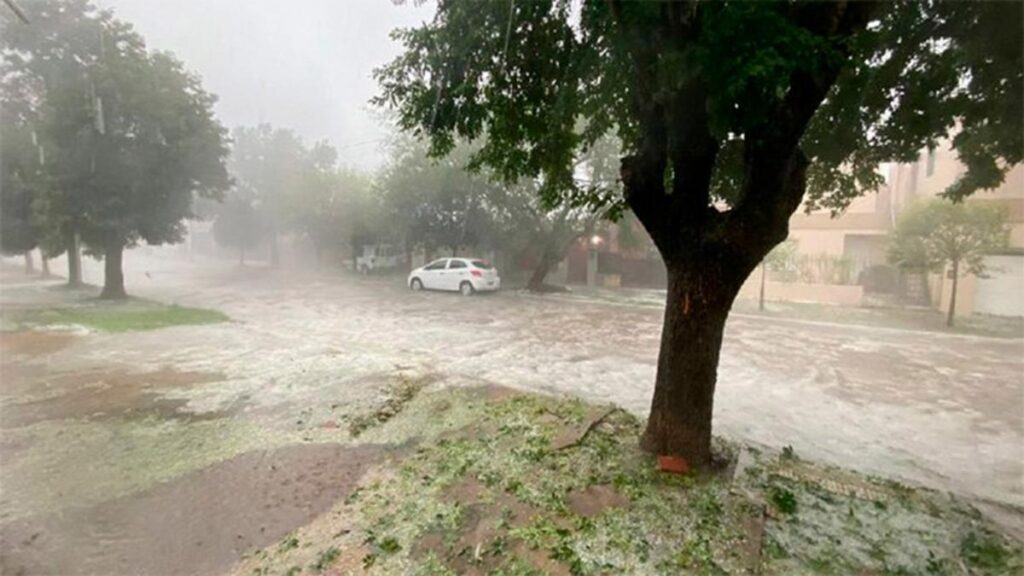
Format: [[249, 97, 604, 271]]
[[0, 443, 385, 576], [0, 331, 75, 357], [1, 368, 226, 428]]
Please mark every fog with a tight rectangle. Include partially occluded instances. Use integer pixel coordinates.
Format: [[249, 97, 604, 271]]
[[97, 0, 435, 169], [2, 1, 1022, 573]]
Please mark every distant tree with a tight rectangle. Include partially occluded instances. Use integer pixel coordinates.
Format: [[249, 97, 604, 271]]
[[288, 141, 376, 264], [378, 0, 1022, 465], [379, 132, 619, 287], [0, 91, 42, 272], [212, 185, 267, 265], [82, 49, 229, 298], [378, 137, 497, 259], [486, 180, 595, 291], [888, 200, 1008, 326], [2, 0, 230, 298], [495, 134, 622, 291], [229, 125, 308, 267], [226, 128, 377, 268]]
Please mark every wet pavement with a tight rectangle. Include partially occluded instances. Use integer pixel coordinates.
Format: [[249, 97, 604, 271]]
[[1, 251, 1022, 572]]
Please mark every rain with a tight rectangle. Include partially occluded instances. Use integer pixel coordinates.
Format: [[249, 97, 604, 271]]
[[1, 1, 1022, 574]]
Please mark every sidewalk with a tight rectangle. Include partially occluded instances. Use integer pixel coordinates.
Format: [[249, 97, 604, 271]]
[[534, 284, 1024, 339]]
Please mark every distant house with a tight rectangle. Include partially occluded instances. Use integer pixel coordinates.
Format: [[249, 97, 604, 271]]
[[564, 216, 666, 289], [788, 140, 1024, 317], [564, 140, 1023, 318]]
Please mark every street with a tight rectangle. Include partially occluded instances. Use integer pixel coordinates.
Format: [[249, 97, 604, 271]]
[[1, 251, 1022, 573]]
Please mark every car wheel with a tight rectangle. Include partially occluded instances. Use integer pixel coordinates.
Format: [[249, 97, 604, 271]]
[[459, 281, 474, 296], [410, 278, 423, 291]]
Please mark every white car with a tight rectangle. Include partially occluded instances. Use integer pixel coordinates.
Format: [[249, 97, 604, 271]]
[[408, 258, 500, 295]]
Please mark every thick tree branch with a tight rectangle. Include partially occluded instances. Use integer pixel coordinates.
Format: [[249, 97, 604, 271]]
[[725, 2, 877, 263], [666, 79, 719, 232], [612, 1, 719, 253]]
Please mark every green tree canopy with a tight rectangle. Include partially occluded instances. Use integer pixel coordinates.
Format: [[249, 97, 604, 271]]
[[2, 0, 231, 297], [0, 84, 42, 258], [888, 199, 1008, 326], [227, 125, 376, 265], [378, 136, 499, 257], [376, 0, 1023, 464]]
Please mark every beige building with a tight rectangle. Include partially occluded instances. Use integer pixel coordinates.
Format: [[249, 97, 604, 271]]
[[787, 140, 1024, 317]]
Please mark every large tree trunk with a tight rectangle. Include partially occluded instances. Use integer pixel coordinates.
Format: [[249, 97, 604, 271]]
[[610, 0, 870, 470], [946, 259, 959, 327], [527, 247, 558, 292], [639, 261, 738, 466], [67, 233, 83, 287], [40, 251, 51, 277], [100, 242, 127, 299], [23, 250, 34, 274]]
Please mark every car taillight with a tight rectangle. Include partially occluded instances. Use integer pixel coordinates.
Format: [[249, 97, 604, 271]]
[[470, 270, 482, 277]]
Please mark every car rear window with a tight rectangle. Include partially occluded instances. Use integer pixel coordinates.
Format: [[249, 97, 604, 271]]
[[471, 260, 493, 269]]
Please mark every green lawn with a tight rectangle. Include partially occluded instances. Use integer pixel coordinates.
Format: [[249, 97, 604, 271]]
[[236, 387, 1023, 576], [6, 300, 228, 332]]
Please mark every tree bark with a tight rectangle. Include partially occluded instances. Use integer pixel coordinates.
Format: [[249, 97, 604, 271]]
[[611, 0, 872, 470], [758, 263, 767, 311], [100, 241, 127, 299], [639, 261, 738, 466], [67, 233, 83, 287], [527, 247, 558, 292], [40, 252, 51, 277], [947, 259, 959, 327]]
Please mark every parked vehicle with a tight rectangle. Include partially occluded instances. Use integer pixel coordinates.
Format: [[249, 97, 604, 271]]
[[356, 244, 404, 274], [408, 258, 500, 295]]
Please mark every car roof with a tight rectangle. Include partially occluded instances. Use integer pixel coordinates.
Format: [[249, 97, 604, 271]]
[[424, 257, 487, 266]]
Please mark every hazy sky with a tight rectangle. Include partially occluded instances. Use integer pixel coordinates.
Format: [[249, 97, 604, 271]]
[[97, 0, 436, 169]]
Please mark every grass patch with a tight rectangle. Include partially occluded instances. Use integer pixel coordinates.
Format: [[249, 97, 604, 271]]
[[310, 547, 340, 572], [235, 388, 1024, 576], [348, 375, 429, 437], [8, 300, 228, 332]]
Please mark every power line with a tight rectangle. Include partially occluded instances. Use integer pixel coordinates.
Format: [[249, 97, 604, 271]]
[[334, 137, 386, 151]]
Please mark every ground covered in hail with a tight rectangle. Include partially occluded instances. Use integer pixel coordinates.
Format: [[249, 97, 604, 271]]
[[232, 384, 1022, 576]]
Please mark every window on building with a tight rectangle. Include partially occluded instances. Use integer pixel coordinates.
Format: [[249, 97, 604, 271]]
[[926, 146, 936, 177]]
